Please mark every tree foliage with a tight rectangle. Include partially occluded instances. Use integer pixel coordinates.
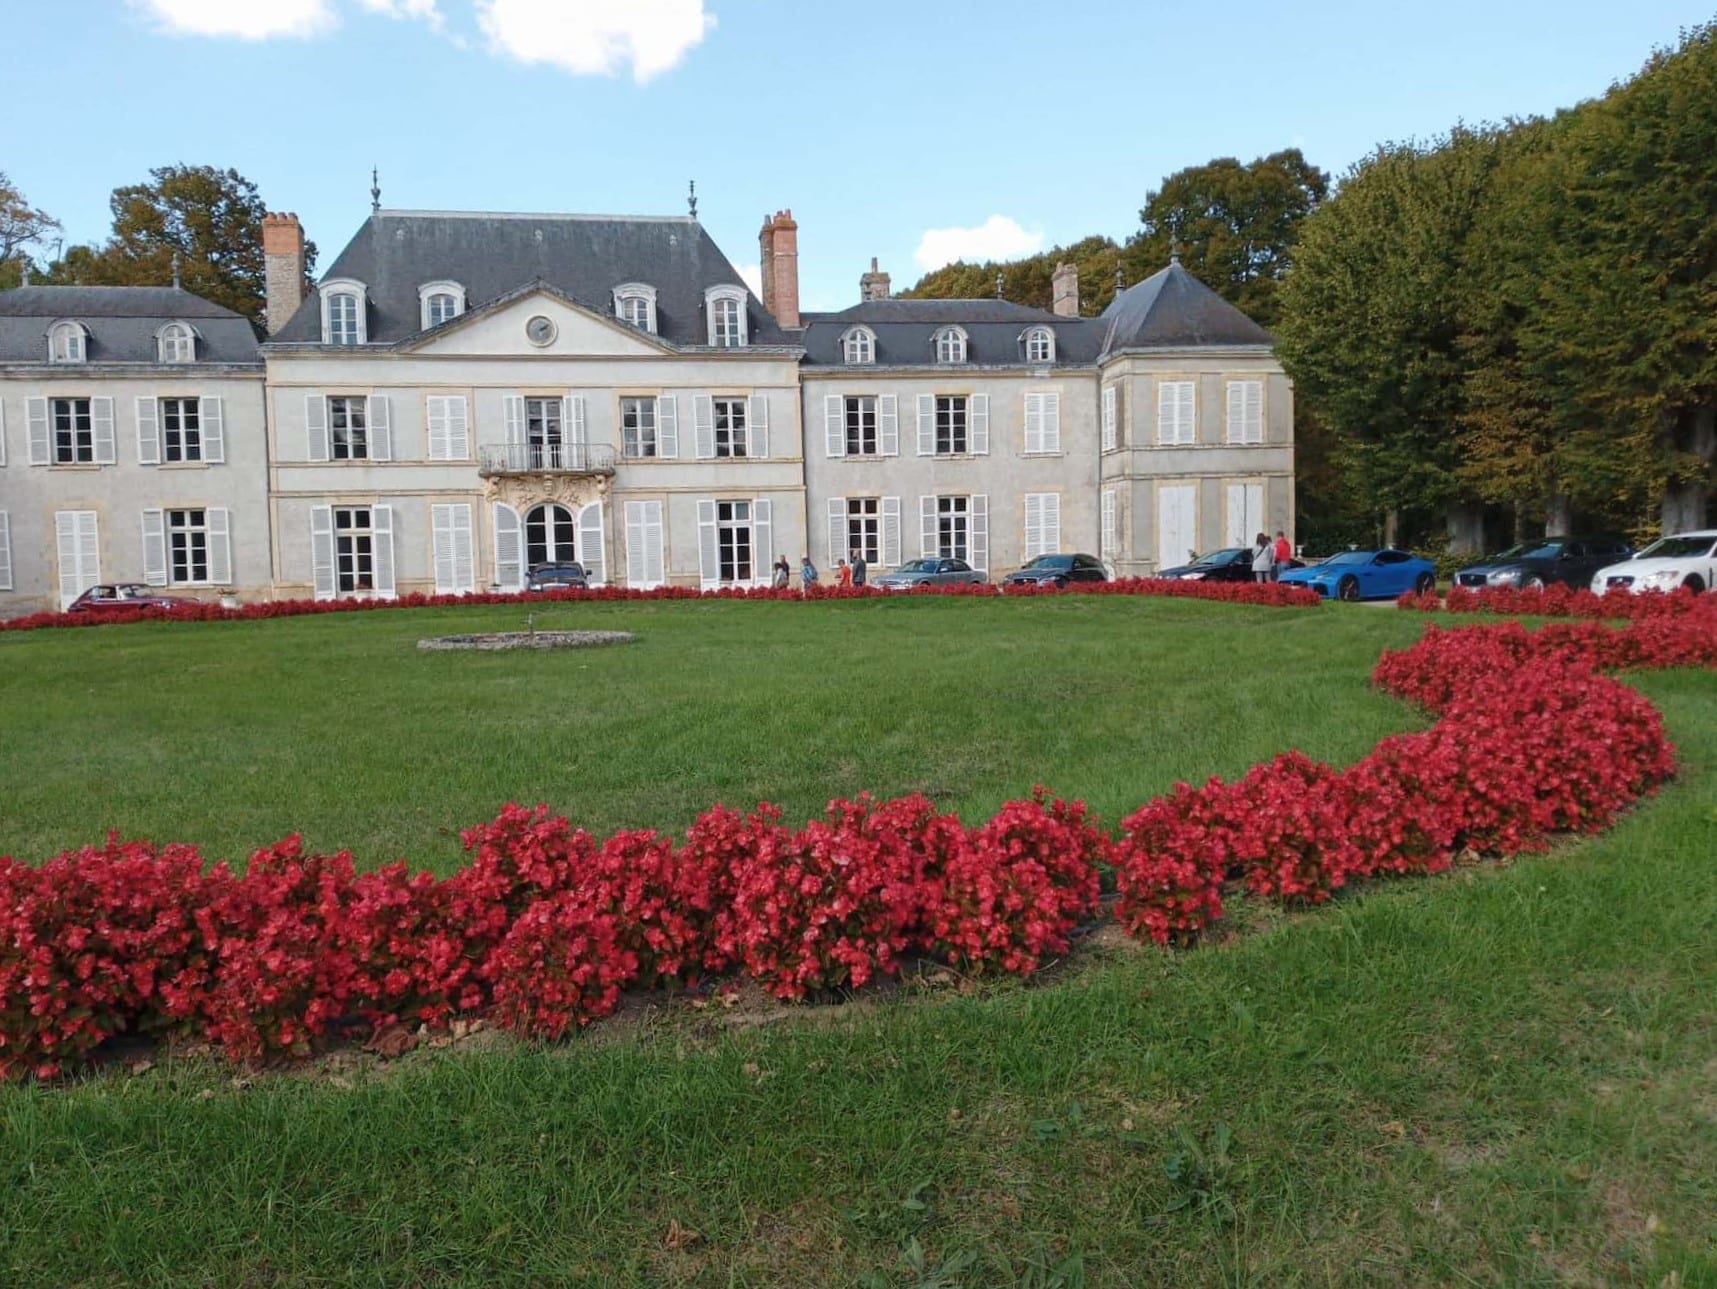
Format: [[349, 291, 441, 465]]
[[0, 172, 60, 289], [902, 235, 1124, 315]]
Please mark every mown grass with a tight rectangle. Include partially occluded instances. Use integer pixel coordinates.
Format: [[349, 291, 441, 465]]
[[2, 600, 1714, 1286]]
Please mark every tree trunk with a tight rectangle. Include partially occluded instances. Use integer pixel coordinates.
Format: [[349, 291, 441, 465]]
[[1444, 503, 1485, 554], [1661, 406, 1716, 534], [1383, 508, 1400, 548], [1512, 502, 1531, 545], [1545, 492, 1572, 537]]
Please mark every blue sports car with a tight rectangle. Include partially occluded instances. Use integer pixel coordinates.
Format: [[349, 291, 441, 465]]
[[1279, 548, 1437, 601]]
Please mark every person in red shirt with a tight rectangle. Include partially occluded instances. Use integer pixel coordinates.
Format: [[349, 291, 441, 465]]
[[1272, 531, 1293, 580], [836, 559, 853, 588]]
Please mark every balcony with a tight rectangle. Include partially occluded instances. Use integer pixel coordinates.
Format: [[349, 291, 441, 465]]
[[479, 443, 617, 477]]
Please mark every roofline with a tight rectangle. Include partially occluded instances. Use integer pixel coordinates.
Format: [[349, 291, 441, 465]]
[[0, 361, 263, 375], [800, 362, 1095, 376], [1100, 343, 1279, 361], [373, 208, 700, 224]]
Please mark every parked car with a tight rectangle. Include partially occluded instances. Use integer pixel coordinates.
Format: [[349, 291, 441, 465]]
[[1449, 543, 1534, 589], [1001, 553, 1110, 589], [1591, 530, 1717, 595], [873, 557, 987, 590], [65, 583, 191, 613], [1279, 549, 1437, 601], [1155, 547, 1305, 582], [524, 562, 589, 592], [1459, 535, 1633, 591]]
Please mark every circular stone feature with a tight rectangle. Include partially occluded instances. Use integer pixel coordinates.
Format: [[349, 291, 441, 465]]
[[417, 630, 636, 652]]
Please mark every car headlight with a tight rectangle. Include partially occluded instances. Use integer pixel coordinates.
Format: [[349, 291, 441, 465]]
[[1181, 571, 1206, 581], [1640, 569, 1681, 586], [1487, 569, 1521, 585]]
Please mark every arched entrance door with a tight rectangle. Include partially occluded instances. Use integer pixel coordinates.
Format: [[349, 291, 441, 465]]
[[525, 503, 577, 568]]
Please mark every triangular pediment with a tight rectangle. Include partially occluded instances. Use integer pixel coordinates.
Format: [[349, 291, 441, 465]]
[[400, 285, 675, 357]]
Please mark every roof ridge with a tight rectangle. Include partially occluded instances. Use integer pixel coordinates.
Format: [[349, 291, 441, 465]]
[[375, 209, 698, 224]]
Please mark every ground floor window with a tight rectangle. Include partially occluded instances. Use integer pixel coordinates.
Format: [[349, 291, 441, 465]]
[[847, 497, 880, 564], [718, 500, 752, 582], [168, 508, 208, 583], [525, 503, 577, 567], [936, 495, 969, 561], [334, 507, 374, 593]]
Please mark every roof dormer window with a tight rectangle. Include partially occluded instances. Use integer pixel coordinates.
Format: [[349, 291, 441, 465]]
[[842, 326, 875, 364], [48, 320, 87, 364], [1023, 326, 1054, 364], [613, 283, 658, 334], [934, 326, 967, 364], [320, 279, 368, 346], [417, 280, 465, 330], [705, 285, 747, 348], [157, 322, 196, 363]]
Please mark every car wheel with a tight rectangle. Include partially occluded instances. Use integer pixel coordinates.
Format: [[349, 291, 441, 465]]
[[1685, 574, 1706, 593], [1338, 576, 1360, 602], [1054, 576, 1068, 589], [1414, 573, 1435, 595], [1524, 575, 1545, 590]]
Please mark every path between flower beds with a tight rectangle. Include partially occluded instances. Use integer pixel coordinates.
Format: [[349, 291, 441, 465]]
[[4, 594, 1714, 1081]]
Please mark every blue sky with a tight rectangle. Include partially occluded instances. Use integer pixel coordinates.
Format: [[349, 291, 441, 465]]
[[4, 0, 1712, 311]]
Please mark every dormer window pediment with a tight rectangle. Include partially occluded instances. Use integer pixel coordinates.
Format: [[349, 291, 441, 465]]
[[1022, 325, 1055, 364], [704, 285, 748, 348], [157, 321, 197, 363], [933, 325, 967, 364], [613, 283, 658, 334], [48, 319, 88, 363], [842, 326, 875, 364], [418, 280, 466, 330], [320, 278, 368, 345]]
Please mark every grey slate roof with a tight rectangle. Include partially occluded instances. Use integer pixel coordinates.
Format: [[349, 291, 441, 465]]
[[1100, 261, 1275, 352], [0, 286, 261, 364], [271, 211, 793, 348], [799, 298, 1108, 368]]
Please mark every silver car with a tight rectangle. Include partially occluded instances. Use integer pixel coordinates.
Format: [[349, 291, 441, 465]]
[[873, 557, 987, 590]]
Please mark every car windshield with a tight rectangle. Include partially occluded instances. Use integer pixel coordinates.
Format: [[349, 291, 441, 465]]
[[1020, 556, 1072, 571], [1321, 551, 1373, 567], [1637, 535, 1717, 559], [1485, 543, 1531, 561], [1517, 542, 1567, 561], [895, 560, 937, 574], [1192, 548, 1246, 566]]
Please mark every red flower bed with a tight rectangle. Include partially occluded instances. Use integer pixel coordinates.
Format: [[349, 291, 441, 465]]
[[2, 602, 1706, 1080], [1398, 583, 1708, 620]]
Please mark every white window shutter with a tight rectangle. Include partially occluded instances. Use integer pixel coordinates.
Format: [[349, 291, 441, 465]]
[[752, 498, 773, 583], [1226, 383, 1244, 445], [200, 396, 225, 463], [1023, 493, 1041, 560], [493, 502, 523, 591], [1043, 493, 1060, 555], [1102, 386, 1117, 451], [1157, 383, 1173, 446], [58, 511, 99, 609], [579, 502, 606, 585], [917, 394, 934, 456], [970, 495, 989, 572], [503, 394, 525, 447], [27, 397, 50, 465], [208, 508, 232, 584], [658, 394, 679, 458], [368, 396, 392, 461], [643, 500, 664, 586], [306, 395, 330, 461], [1023, 393, 1042, 454], [427, 397, 449, 461], [970, 394, 989, 455], [1179, 382, 1195, 444], [310, 506, 335, 600], [452, 503, 473, 592], [1101, 489, 1118, 559], [0, 511, 11, 591], [879, 395, 899, 456], [696, 499, 718, 589], [625, 501, 646, 587], [920, 495, 937, 558], [824, 395, 845, 458], [752, 395, 771, 458], [432, 503, 458, 593], [136, 397, 161, 465], [1247, 382, 1263, 443], [568, 395, 588, 445], [371, 504, 396, 596], [693, 395, 715, 459], [827, 497, 846, 566], [0, 399, 6, 466], [141, 509, 168, 586], [881, 497, 901, 566], [447, 395, 469, 458], [1043, 393, 1061, 453], [92, 397, 116, 464]]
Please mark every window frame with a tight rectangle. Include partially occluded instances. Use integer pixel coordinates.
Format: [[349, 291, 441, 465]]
[[328, 394, 370, 460], [320, 279, 368, 345], [933, 326, 968, 364], [156, 322, 196, 363], [716, 499, 755, 582], [51, 396, 95, 464], [705, 286, 748, 348], [842, 326, 875, 365], [846, 496, 881, 565], [712, 396, 749, 458], [613, 283, 658, 334], [934, 395, 969, 455], [844, 395, 879, 456], [160, 396, 202, 463], [620, 395, 660, 459], [1157, 380, 1196, 447], [166, 507, 210, 584], [935, 494, 971, 562], [1225, 379, 1263, 445], [1022, 326, 1055, 363], [47, 320, 87, 364], [333, 506, 375, 594]]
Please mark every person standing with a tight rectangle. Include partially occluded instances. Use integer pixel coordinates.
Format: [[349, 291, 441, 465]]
[[771, 556, 790, 589], [1251, 533, 1273, 583], [800, 556, 819, 590], [850, 549, 868, 587], [1272, 530, 1293, 581], [836, 558, 853, 588]]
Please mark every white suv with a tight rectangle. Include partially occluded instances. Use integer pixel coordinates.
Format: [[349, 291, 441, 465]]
[[1591, 530, 1717, 595]]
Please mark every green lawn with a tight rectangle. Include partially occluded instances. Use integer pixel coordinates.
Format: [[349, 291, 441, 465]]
[[2, 599, 1714, 1287]]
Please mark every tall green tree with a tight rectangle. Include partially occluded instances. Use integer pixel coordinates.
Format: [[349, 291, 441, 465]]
[[0, 172, 60, 289]]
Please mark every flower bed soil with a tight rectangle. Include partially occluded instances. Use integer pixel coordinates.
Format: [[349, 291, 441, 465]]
[[416, 630, 636, 651]]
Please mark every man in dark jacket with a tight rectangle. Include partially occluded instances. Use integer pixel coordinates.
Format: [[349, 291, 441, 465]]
[[850, 549, 868, 587]]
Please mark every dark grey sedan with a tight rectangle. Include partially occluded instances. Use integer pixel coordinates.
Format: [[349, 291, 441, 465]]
[[873, 557, 987, 590]]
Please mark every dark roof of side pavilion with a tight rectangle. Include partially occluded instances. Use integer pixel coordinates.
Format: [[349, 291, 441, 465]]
[[269, 210, 795, 348], [799, 298, 1108, 368], [1099, 260, 1275, 352], [0, 286, 261, 364]]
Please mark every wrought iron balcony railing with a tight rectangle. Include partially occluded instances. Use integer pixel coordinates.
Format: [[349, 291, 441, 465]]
[[478, 443, 617, 476]]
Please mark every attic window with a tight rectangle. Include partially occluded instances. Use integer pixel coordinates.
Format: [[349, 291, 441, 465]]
[[48, 321, 87, 363], [157, 322, 196, 363], [842, 327, 875, 364], [1023, 326, 1054, 364], [705, 285, 747, 348], [613, 283, 658, 334], [320, 279, 368, 345], [933, 326, 967, 364], [418, 281, 465, 330]]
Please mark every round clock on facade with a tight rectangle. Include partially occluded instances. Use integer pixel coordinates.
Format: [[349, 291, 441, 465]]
[[526, 315, 557, 346]]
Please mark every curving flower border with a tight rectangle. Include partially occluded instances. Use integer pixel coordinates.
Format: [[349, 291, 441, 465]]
[[5, 597, 1715, 1080]]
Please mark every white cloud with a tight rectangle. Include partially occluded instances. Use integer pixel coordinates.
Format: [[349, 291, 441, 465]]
[[357, 0, 443, 27], [477, 0, 714, 81], [129, 0, 337, 39], [735, 262, 762, 298], [913, 215, 1044, 272]]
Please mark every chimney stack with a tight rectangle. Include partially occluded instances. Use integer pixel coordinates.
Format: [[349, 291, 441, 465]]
[[1051, 261, 1079, 317], [860, 257, 891, 302], [262, 213, 306, 335], [758, 209, 800, 329]]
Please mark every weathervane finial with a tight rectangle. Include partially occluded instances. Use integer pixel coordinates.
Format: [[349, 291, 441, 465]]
[[371, 167, 381, 213], [995, 271, 1004, 300], [171, 252, 181, 290], [688, 179, 697, 219]]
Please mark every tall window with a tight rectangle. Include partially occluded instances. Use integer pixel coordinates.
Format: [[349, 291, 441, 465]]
[[843, 328, 874, 364], [52, 398, 94, 463], [426, 293, 458, 326], [845, 396, 878, 455], [713, 398, 748, 458], [334, 507, 374, 593], [1226, 380, 1263, 444], [707, 291, 746, 347], [615, 287, 656, 332], [167, 508, 209, 583], [48, 322, 86, 363], [329, 396, 369, 460], [717, 500, 753, 582], [418, 281, 464, 330], [1024, 327, 1054, 363], [526, 397, 563, 468], [847, 497, 880, 564], [934, 327, 967, 364], [1158, 381, 1196, 446], [936, 496, 970, 561], [621, 396, 658, 458], [158, 323, 195, 363], [525, 503, 577, 568], [161, 398, 202, 462], [935, 396, 969, 454], [326, 292, 361, 345]]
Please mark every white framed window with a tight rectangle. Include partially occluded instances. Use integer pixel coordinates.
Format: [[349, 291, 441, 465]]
[[1023, 326, 1054, 363], [1023, 492, 1061, 560], [823, 394, 898, 458], [935, 396, 968, 454], [328, 506, 391, 595], [1101, 385, 1118, 451], [713, 397, 748, 458], [414, 280, 465, 330], [846, 396, 877, 455], [1226, 380, 1263, 444], [56, 510, 101, 609], [1023, 391, 1061, 454], [842, 327, 875, 364], [48, 321, 87, 363], [320, 279, 367, 345], [846, 497, 880, 564], [50, 397, 96, 463], [933, 326, 967, 364], [920, 494, 987, 569], [915, 392, 987, 456], [166, 508, 210, 583], [306, 394, 388, 462], [1224, 482, 1265, 549], [1100, 488, 1118, 559], [161, 397, 202, 462], [156, 322, 196, 363], [624, 500, 665, 589], [613, 283, 658, 333], [696, 497, 773, 588], [426, 395, 469, 460], [1157, 380, 1195, 446], [705, 286, 748, 347], [621, 396, 659, 458], [28, 396, 113, 465], [329, 395, 369, 460]]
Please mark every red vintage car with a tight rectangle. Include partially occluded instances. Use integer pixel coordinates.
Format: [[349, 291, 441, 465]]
[[65, 583, 193, 613]]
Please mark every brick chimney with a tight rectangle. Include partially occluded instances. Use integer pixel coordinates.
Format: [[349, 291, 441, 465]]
[[262, 213, 306, 335], [860, 257, 891, 302], [758, 209, 800, 328], [1051, 261, 1079, 317]]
